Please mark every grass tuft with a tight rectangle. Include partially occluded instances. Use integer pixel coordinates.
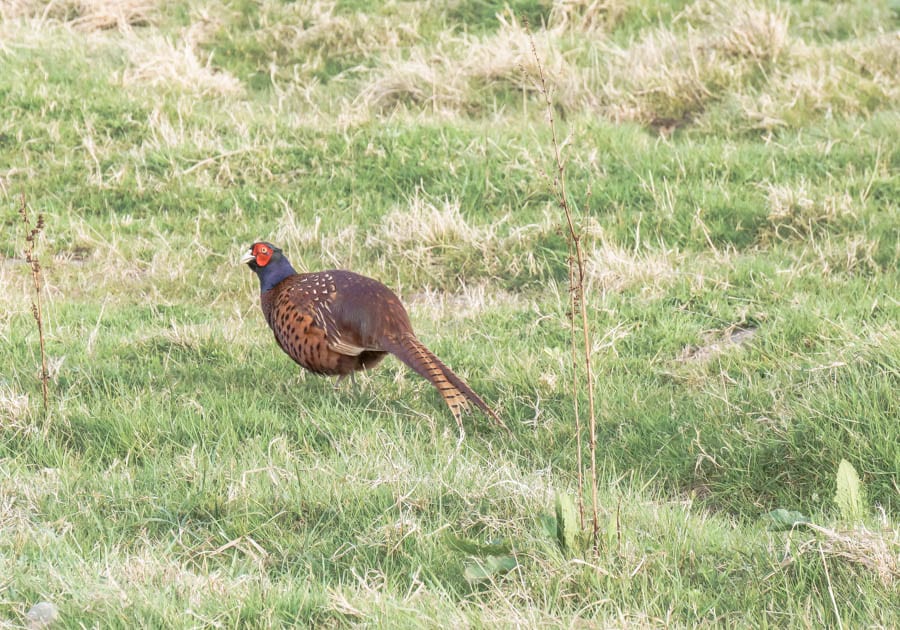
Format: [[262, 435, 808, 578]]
[[583, 240, 683, 295], [0, 0, 158, 30], [0, 386, 30, 432], [119, 33, 244, 96], [804, 523, 900, 588], [364, 193, 558, 286], [764, 180, 856, 242]]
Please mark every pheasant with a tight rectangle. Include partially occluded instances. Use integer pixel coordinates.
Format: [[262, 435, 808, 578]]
[[241, 241, 505, 433]]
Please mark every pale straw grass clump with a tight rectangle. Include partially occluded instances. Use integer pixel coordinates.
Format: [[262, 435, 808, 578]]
[[0, 0, 34, 20], [0, 0, 156, 30], [0, 261, 31, 313], [547, 0, 629, 34], [94, 541, 265, 609], [363, 194, 488, 281], [801, 523, 899, 588], [842, 31, 900, 93], [764, 180, 855, 241], [583, 240, 683, 297], [808, 233, 880, 276], [274, 207, 323, 252], [745, 32, 900, 127], [0, 386, 30, 432], [227, 0, 424, 92], [365, 195, 562, 287], [462, 14, 586, 112], [602, 27, 732, 126], [269, 0, 417, 61], [687, 0, 791, 63], [356, 45, 467, 115], [327, 568, 467, 627], [348, 0, 824, 126], [0, 466, 62, 537], [65, 0, 156, 31], [603, 0, 791, 126], [762, 180, 877, 273], [365, 193, 490, 273], [118, 34, 244, 96], [358, 13, 586, 116], [142, 106, 217, 152]]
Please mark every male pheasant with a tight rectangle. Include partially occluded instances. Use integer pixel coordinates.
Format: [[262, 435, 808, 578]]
[[241, 242, 504, 432]]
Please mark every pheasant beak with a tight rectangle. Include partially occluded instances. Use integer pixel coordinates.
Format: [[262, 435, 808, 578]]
[[240, 249, 256, 265]]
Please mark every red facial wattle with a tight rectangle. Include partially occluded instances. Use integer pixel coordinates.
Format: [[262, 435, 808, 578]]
[[254, 244, 272, 267]]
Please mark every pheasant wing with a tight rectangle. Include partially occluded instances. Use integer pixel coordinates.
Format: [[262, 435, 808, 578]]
[[307, 270, 409, 358]]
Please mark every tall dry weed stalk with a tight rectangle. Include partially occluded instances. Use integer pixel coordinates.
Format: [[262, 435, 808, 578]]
[[18, 194, 49, 414], [526, 25, 600, 546]]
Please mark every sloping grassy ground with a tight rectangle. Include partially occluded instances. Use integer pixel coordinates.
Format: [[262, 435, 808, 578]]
[[1, 0, 898, 626]]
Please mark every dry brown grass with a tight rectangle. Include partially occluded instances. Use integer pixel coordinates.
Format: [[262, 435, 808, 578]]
[[353, 0, 895, 132], [273, 206, 323, 252], [604, 27, 726, 126], [353, 0, 895, 128], [364, 194, 560, 284], [218, 0, 425, 93], [763, 180, 856, 242], [0, 0, 158, 31], [68, 0, 156, 31], [364, 194, 494, 276], [677, 325, 757, 363], [118, 33, 243, 96], [0, 6, 242, 96], [547, 0, 630, 34], [6, 0, 892, 131], [353, 0, 800, 125], [808, 234, 880, 275], [373, 194, 488, 248], [356, 46, 466, 115], [0, 465, 62, 537], [462, 14, 584, 112], [357, 13, 585, 116], [0, 261, 31, 314], [744, 33, 900, 128], [799, 523, 900, 588], [281, 1, 418, 61], [686, 0, 790, 63], [583, 241, 682, 296], [326, 568, 466, 626], [0, 386, 30, 431], [407, 283, 526, 320], [603, 0, 791, 127]]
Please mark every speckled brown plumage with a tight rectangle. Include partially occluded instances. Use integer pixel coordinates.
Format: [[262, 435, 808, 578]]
[[242, 242, 504, 432]]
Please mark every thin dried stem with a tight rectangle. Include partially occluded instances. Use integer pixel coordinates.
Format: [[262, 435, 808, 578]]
[[18, 194, 49, 415], [526, 23, 600, 546], [819, 545, 844, 630], [568, 257, 585, 529]]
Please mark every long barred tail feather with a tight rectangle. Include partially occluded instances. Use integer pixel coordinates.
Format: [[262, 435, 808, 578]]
[[382, 333, 507, 431]]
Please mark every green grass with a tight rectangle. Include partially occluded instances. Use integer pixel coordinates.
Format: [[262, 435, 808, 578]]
[[1, 0, 898, 627]]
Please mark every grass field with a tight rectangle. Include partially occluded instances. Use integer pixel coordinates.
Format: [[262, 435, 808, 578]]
[[1, 0, 898, 627]]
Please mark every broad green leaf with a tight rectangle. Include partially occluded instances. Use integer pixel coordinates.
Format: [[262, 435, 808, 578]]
[[538, 514, 557, 539], [765, 508, 811, 530], [605, 509, 619, 545], [555, 491, 579, 552], [834, 459, 865, 522], [463, 555, 517, 582]]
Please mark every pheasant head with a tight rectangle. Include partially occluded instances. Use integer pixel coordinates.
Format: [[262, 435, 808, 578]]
[[241, 241, 296, 292]]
